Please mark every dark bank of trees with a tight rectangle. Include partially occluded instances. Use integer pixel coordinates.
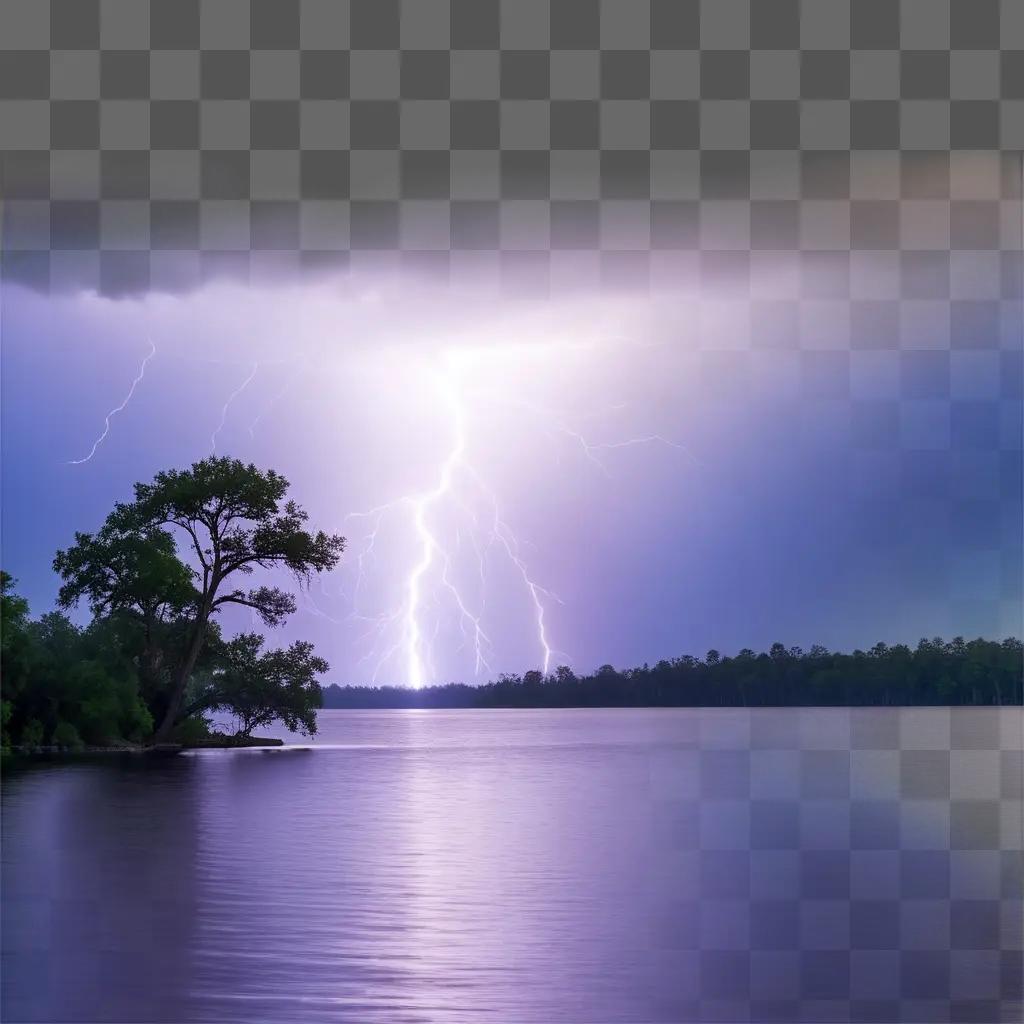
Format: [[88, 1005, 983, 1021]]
[[323, 638, 1024, 710], [1, 457, 343, 751]]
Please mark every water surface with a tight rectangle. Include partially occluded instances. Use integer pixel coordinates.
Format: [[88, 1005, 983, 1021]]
[[3, 708, 1022, 1022]]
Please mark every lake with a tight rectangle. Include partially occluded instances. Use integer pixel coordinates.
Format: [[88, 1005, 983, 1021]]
[[3, 708, 1022, 1022]]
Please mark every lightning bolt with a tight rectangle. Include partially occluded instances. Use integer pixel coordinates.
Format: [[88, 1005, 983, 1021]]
[[340, 360, 563, 687], [401, 371, 491, 687], [211, 363, 260, 453], [476, 387, 697, 477], [331, 338, 698, 688], [476, 472, 564, 675], [68, 340, 157, 465], [249, 360, 308, 438], [581, 432, 700, 470]]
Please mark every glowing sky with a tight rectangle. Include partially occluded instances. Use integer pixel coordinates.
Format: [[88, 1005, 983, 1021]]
[[1, 263, 1019, 685]]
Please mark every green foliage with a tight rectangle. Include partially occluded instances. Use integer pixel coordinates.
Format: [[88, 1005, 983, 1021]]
[[2, 564, 331, 748], [170, 715, 213, 744], [53, 457, 344, 740], [20, 719, 44, 747], [1, 572, 35, 705], [53, 528, 197, 622], [111, 457, 344, 592], [52, 721, 84, 750], [1, 577, 155, 749], [66, 661, 153, 744], [5, 459, 338, 749], [1, 570, 30, 637], [186, 633, 326, 737]]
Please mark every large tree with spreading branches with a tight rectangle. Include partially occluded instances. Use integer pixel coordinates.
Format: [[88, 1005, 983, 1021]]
[[54, 457, 344, 742]]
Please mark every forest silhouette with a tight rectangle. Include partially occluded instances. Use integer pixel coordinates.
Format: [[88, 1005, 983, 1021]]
[[323, 638, 1022, 709]]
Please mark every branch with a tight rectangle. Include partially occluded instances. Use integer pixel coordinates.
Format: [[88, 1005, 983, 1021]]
[[219, 551, 277, 575], [211, 586, 296, 627], [167, 517, 210, 575], [179, 691, 223, 721], [212, 594, 268, 613]]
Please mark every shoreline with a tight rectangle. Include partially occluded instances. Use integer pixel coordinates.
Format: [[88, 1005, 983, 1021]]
[[3, 735, 286, 757], [4, 705, 1017, 758]]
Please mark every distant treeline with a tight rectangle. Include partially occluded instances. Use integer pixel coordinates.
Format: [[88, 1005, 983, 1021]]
[[323, 638, 1023, 709]]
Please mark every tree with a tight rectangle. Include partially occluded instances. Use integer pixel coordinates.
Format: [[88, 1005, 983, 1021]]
[[0, 573, 154, 748], [54, 457, 344, 742], [0, 572, 33, 747], [53, 528, 196, 622], [182, 633, 327, 738], [53, 527, 197, 707], [1, 570, 29, 641], [26, 613, 153, 745]]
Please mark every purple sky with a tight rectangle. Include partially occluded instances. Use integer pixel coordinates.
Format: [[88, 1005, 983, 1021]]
[[1, 265, 1019, 685]]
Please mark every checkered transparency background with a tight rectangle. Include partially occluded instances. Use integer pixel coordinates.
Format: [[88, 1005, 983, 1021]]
[[0, 0, 1020, 289], [0, 3, 1022, 1020], [642, 707, 1024, 1023]]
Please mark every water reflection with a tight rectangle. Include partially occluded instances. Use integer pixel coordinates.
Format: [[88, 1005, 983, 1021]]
[[2, 757, 200, 1021], [3, 709, 1021, 1022]]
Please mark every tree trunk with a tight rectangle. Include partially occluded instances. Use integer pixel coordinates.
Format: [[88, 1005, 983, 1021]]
[[151, 613, 209, 743]]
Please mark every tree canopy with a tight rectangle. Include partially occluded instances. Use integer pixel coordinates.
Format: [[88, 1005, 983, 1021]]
[[4, 457, 346, 748], [1, 579, 153, 750], [183, 633, 328, 738]]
